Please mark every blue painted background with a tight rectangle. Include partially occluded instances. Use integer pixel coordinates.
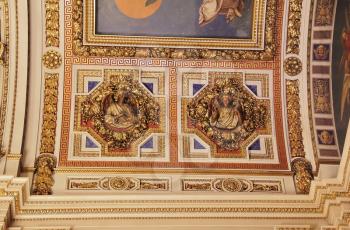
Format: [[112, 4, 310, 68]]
[[95, 0, 253, 38]]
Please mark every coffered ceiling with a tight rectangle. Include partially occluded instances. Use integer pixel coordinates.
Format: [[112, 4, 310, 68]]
[[0, 0, 349, 229]]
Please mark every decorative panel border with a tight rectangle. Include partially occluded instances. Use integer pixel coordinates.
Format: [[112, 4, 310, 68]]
[[308, 0, 341, 162]]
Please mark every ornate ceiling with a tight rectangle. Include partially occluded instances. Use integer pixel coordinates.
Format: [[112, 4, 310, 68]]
[[0, 0, 350, 229]]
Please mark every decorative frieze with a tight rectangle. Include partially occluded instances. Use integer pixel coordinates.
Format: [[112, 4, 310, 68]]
[[68, 177, 170, 192], [182, 178, 282, 193]]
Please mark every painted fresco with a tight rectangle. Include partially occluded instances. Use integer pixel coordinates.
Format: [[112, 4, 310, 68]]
[[332, 0, 350, 153], [95, 0, 253, 38]]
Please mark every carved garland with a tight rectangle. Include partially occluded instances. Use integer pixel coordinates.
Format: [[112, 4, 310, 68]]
[[71, 0, 277, 60], [286, 80, 305, 158], [40, 74, 59, 154], [45, 0, 59, 47], [286, 0, 303, 54], [33, 74, 59, 195]]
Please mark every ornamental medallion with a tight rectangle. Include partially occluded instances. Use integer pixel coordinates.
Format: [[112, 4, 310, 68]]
[[187, 77, 268, 150], [79, 73, 160, 150]]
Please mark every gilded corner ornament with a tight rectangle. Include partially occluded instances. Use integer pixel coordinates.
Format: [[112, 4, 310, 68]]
[[284, 57, 303, 76], [291, 158, 314, 194], [32, 153, 57, 195], [286, 80, 305, 158], [42, 50, 62, 69]]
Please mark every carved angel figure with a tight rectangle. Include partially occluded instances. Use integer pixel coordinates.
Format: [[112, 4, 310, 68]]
[[209, 94, 242, 130], [103, 91, 138, 130], [199, 0, 245, 26]]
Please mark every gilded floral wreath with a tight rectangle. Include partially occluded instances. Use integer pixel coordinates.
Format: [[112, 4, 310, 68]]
[[187, 78, 268, 150], [80, 75, 160, 150]]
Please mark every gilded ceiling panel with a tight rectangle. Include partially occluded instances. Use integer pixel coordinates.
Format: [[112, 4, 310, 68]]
[[30, 0, 319, 196]]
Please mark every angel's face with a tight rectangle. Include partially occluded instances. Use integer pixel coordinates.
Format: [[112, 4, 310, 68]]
[[222, 95, 230, 107]]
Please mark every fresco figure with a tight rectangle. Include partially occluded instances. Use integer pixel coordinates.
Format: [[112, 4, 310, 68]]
[[98, 0, 253, 38], [199, 0, 245, 26], [331, 2, 350, 152], [340, 27, 350, 121]]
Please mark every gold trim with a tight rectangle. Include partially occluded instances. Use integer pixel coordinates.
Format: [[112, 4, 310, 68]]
[[84, 0, 266, 49], [0, 0, 9, 158], [6, 154, 21, 160], [45, 0, 59, 47], [286, 80, 305, 158], [36, 167, 294, 176], [71, 0, 278, 60], [286, 0, 303, 54], [40, 74, 59, 154]]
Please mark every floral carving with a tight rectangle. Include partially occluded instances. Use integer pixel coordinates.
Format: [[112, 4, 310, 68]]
[[45, 0, 59, 47], [40, 74, 58, 154], [32, 154, 57, 195], [80, 74, 160, 150], [286, 80, 305, 158], [284, 57, 302, 76], [42, 50, 62, 69], [68, 177, 169, 191], [187, 77, 268, 150], [286, 0, 303, 54], [292, 158, 314, 194]]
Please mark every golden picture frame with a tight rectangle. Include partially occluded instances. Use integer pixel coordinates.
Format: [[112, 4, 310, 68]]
[[83, 0, 267, 50]]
